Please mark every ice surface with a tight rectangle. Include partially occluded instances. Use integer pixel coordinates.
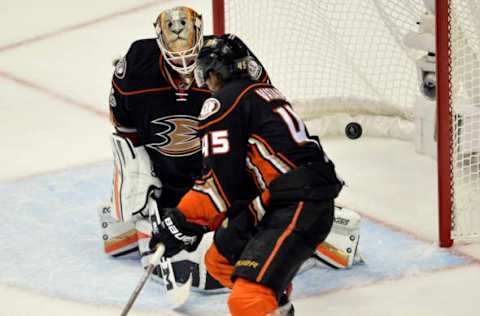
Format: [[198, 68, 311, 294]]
[[0, 163, 470, 315], [1, 0, 480, 315]]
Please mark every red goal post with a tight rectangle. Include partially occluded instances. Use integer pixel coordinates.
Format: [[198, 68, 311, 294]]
[[212, 0, 480, 247], [436, 0, 454, 247]]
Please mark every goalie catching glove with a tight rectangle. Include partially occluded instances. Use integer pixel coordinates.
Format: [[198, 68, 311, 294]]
[[149, 207, 209, 258]]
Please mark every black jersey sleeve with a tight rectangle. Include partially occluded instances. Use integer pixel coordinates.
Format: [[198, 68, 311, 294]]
[[109, 50, 134, 130], [109, 39, 161, 132], [110, 76, 134, 131], [177, 80, 262, 228]]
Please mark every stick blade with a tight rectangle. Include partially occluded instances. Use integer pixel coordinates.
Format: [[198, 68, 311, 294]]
[[165, 273, 192, 309], [159, 257, 192, 309]]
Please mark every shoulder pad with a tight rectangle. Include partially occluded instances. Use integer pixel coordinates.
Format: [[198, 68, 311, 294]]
[[112, 38, 168, 92], [113, 39, 158, 78]]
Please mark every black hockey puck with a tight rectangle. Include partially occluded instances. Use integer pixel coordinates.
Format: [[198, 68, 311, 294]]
[[345, 122, 362, 139]]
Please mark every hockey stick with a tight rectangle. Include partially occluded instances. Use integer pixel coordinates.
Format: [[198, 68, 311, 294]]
[[120, 243, 193, 316], [120, 243, 165, 316], [158, 254, 192, 308], [146, 194, 192, 307]]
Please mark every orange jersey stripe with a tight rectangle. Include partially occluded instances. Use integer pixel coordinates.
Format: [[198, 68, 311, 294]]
[[256, 202, 304, 282], [250, 133, 275, 152], [245, 166, 264, 192], [276, 152, 297, 170], [178, 169, 231, 229], [247, 144, 282, 186], [251, 133, 296, 169], [211, 169, 231, 208], [191, 87, 211, 93], [248, 204, 259, 225], [198, 83, 268, 130], [112, 79, 172, 96], [260, 190, 271, 205], [177, 190, 221, 228], [205, 243, 235, 289]]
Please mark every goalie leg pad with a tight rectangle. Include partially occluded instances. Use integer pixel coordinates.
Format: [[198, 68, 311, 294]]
[[98, 204, 139, 258], [313, 206, 362, 269], [111, 134, 161, 222]]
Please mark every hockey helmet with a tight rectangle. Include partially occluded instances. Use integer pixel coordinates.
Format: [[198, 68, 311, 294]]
[[154, 6, 203, 75], [194, 34, 258, 88]]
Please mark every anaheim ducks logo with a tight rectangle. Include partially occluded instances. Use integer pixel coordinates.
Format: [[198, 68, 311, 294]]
[[147, 115, 200, 157]]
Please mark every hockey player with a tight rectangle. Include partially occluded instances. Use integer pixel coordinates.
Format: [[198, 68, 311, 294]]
[[148, 34, 345, 315], [99, 6, 270, 291]]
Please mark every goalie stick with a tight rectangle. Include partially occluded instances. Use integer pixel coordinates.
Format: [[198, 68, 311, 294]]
[[120, 244, 192, 316]]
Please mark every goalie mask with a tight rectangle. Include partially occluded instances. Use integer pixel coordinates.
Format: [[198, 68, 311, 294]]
[[154, 6, 203, 75], [194, 34, 259, 88]]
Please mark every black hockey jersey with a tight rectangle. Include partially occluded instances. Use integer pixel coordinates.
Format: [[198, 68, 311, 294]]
[[109, 38, 269, 206], [178, 78, 341, 228]]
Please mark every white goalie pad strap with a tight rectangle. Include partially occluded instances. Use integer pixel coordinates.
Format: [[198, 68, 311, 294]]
[[136, 218, 154, 269], [314, 206, 361, 269], [111, 134, 162, 222]]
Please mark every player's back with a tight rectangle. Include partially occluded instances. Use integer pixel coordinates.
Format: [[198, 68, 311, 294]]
[[206, 78, 326, 165], [198, 78, 339, 202]]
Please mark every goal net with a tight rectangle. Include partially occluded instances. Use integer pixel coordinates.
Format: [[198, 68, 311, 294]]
[[444, 0, 480, 243], [212, 0, 480, 246]]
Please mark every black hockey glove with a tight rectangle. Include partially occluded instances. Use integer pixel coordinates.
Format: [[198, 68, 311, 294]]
[[149, 207, 209, 258]]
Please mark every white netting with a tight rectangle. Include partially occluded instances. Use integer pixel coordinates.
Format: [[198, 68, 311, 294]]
[[223, 0, 427, 139], [222, 0, 480, 241], [450, 0, 480, 240]]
